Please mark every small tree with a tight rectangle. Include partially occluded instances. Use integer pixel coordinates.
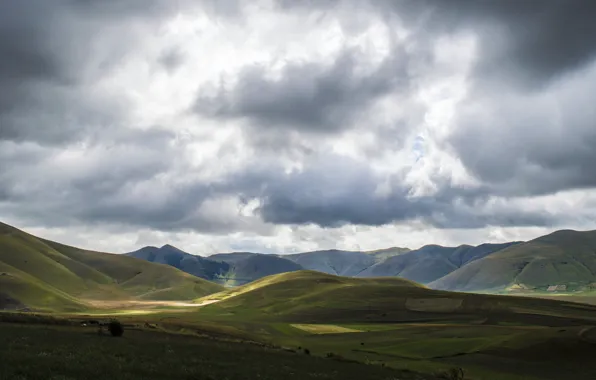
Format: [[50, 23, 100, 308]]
[[108, 320, 124, 337]]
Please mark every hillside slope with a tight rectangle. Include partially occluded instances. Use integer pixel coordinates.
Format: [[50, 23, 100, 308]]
[[284, 250, 376, 276], [0, 222, 223, 311], [129, 242, 521, 288], [357, 242, 519, 284], [208, 252, 258, 264], [131, 249, 304, 286], [198, 270, 425, 320], [364, 247, 411, 262], [198, 271, 596, 325], [127, 245, 230, 281], [221, 254, 303, 286], [429, 230, 596, 292]]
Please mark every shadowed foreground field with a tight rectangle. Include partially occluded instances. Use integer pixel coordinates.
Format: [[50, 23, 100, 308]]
[[0, 323, 436, 380]]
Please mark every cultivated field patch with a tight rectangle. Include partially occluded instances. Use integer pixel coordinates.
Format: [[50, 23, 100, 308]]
[[291, 324, 362, 334]]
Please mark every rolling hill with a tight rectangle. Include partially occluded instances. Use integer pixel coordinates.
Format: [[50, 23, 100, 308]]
[[39, 224, 596, 297], [127, 232, 596, 294], [357, 242, 520, 284], [197, 270, 596, 325], [429, 230, 596, 292], [212, 243, 519, 286], [208, 252, 259, 264], [197, 270, 427, 321], [129, 248, 303, 286], [127, 245, 230, 281], [219, 253, 303, 286], [0, 222, 223, 311], [284, 249, 377, 276], [363, 246, 411, 262]]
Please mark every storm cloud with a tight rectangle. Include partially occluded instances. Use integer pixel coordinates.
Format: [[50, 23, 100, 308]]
[[233, 155, 560, 229], [277, 0, 596, 88], [2, 0, 596, 253], [194, 46, 413, 134]]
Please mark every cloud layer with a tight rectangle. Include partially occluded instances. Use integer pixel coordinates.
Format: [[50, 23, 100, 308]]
[[2, 0, 596, 254]]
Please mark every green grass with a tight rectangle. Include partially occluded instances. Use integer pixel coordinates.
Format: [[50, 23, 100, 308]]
[[0, 323, 437, 380], [6, 223, 596, 380], [47, 270, 587, 379], [0, 262, 88, 312], [291, 324, 362, 334], [195, 271, 596, 329], [430, 229, 596, 292], [183, 271, 596, 379], [0, 222, 224, 311]]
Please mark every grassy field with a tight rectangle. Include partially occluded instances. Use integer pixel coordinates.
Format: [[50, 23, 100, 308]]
[[5, 308, 595, 380], [14, 270, 588, 380], [0, 322, 438, 380]]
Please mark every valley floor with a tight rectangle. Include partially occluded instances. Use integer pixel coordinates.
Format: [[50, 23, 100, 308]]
[[0, 322, 435, 380], [4, 295, 596, 380]]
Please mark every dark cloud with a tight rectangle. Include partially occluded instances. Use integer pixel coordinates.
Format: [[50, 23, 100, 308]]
[[3, 0, 596, 237], [460, 0, 596, 89], [0, 128, 222, 232], [228, 154, 562, 230], [0, 0, 209, 146], [0, 0, 251, 233], [1, 136, 563, 234], [194, 46, 413, 134], [406, 0, 596, 89], [328, 0, 596, 198], [158, 48, 185, 73], [277, 0, 596, 89], [0, 1, 124, 144], [448, 63, 596, 196]]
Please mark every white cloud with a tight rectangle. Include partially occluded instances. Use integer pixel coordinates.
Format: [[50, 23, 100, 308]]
[[3, 1, 596, 254]]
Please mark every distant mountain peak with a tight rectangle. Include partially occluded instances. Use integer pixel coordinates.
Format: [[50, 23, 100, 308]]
[[160, 244, 185, 252]]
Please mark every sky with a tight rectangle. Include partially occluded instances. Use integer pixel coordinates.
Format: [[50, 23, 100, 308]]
[[2, 0, 596, 255]]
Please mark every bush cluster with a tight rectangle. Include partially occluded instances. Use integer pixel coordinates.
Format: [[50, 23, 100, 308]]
[[108, 320, 124, 337]]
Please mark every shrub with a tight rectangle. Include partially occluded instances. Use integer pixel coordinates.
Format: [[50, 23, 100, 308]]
[[437, 367, 465, 380], [108, 320, 124, 337]]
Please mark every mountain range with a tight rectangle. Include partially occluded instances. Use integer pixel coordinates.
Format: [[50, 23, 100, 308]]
[[127, 229, 596, 292], [3, 218, 596, 314]]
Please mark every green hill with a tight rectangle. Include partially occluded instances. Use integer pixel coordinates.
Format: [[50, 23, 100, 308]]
[[284, 250, 378, 276], [357, 242, 519, 284], [0, 222, 223, 311], [198, 270, 596, 325], [129, 248, 304, 286], [208, 252, 260, 264], [218, 254, 303, 286], [197, 271, 438, 322], [127, 245, 230, 282], [363, 247, 411, 262], [429, 230, 596, 292]]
